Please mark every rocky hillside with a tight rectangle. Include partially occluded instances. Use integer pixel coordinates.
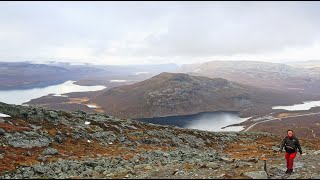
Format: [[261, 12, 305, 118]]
[[0, 102, 320, 179], [92, 72, 314, 119]]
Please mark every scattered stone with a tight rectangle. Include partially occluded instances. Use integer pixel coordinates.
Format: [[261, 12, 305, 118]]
[[0, 128, 5, 135], [243, 171, 268, 179], [37, 156, 46, 162], [42, 147, 59, 156], [24, 151, 32, 156], [246, 157, 258, 163], [206, 162, 220, 170], [272, 146, 280, 152], [145, 165, 153, 170], [220, 157, 235, 163], [313, 150, 320, 155], [54, 135, 64, 144], [287, 174, 301, 179], [311, 175, 320, 179], [119, 137, 126, 142], [94, 166, 104, 173], [6, 132, 52, 148]]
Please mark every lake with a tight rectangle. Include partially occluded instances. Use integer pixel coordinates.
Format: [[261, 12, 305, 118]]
[[272, 101, 320, 111], [136, 111, 250, 132], [0, 80, 106, 105]]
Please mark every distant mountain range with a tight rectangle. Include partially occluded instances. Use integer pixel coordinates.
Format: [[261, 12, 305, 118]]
[[0, 61, 178, 90], [177, 60, 320, 95]]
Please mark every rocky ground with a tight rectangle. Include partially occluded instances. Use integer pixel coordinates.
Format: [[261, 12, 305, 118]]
[[0, 102, 320, 179]]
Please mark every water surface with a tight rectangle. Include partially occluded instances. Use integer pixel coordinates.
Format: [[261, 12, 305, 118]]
[[0, 80, 106, 105], [272, 101, 320, 111], [136, 111, 250, 132]]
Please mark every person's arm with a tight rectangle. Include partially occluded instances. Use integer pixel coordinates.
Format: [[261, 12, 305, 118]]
[[279, 137, 286, 152], [296, 138, 302, 154]]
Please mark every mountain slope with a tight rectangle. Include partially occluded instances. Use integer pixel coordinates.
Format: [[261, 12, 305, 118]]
[[0, 102, 320, 179], [92, 72, 313, 119]]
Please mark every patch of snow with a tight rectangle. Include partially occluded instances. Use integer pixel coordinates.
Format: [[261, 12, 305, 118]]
[[86, 104, 97, 109], [0, 113, 11, 118], [52, 94, 68, 97], [108, 142, 113, 145], [110, 80, 127, 83], [272, 100, 320, 111], [135, 72, 149, 75], [85, 121, 90, 125]]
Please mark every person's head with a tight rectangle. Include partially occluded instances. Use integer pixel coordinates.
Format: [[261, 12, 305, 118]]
[[287, 130, 294, 137]]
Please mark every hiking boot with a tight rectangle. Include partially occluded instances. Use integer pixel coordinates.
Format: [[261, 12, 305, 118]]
[[285, 169, 291, 174], [289, 169, 293, 174], [285, 169, 293, 174]]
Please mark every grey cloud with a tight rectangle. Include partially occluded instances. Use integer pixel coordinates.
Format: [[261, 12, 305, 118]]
[[133, 2, 320, 57], [1, 1, 320, 64]]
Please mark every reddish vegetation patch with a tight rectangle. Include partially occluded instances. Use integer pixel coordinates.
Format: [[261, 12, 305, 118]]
[[0, 122, 31, 132], [301, 138, 320, 150], [49, 138, 142, 163], [224, 135, 282, 159], [0, 146, 45, 174], [122, 154, 135, 160]]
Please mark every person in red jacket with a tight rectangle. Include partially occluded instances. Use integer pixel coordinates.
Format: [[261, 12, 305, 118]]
[[279, 129, 303, 174]]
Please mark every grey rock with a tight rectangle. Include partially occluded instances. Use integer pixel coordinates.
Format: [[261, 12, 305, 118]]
[[243, 171, 268, 179], [313, 150, 320, 155], [235, 160, 254, 168], [94, 166, 105, 173], [37, 156, 47, 162], [272, 146, 280, 152], [145, 165, 153, 170], [171, 137, 183, 147], [49, 111, 59, 119], [83, 160, 100, 168], [246, 157, 258, 163], [287, 174, 301, 179], [22, 168, 35, 178], [119, 137, 126, 142], [33, 165, 52, 174], [6, 132, 52, 148], [24, 151, 32, 156], [141, 137, 161, 145], [206, 162, 220, 169], [81, 169, 94, 177], [220, 157, 235, 163], [30, 124, 42, 130], [0, 128, 5, 135], [42, 147, 59, 156], [178, 134, 205, 148], [54, 135, 64, 144], [311, 175, 320, 179], [91, 131, 117, 142]]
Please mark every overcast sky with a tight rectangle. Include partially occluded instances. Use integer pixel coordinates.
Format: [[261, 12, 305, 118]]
[[1, 1, 320, 65]]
